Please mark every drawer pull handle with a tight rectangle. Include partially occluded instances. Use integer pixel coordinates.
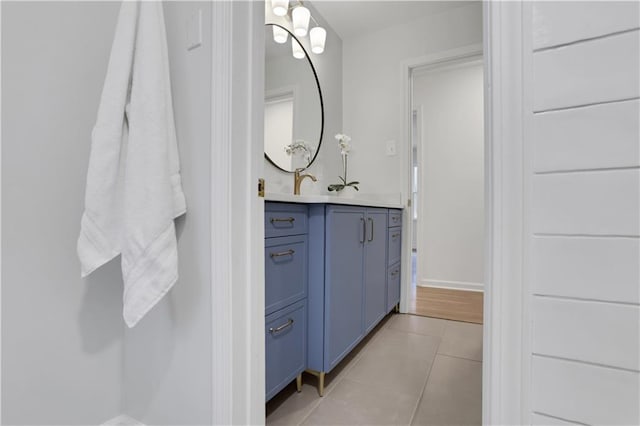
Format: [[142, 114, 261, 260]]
[[391, 233, 400, 238], [360, 217, 365, 244], [392, 216, 399, 222], [270, 217, 295, 224], [269, 318, 294, 334], [391, 270, 400, 277], [367, 218, 374, 242], [270, 249, 295, 258]]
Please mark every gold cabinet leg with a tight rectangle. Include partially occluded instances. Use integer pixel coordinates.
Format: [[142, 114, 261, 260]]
[[304, 369, 326, 397], [395, 303, 400, 313], [296, 373, 302, 392], [318, 372, 325, 397]]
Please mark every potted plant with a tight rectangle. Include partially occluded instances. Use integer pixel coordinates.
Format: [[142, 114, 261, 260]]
[[328, 133, 359, 193]]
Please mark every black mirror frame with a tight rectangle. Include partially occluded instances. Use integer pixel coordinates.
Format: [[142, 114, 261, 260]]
[[264, 23, 325, 173]]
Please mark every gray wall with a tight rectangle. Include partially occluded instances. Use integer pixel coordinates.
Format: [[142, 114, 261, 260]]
[[2, 2, 215, 424], [122, 2, 213, 424], [1, 2, 123, 424]]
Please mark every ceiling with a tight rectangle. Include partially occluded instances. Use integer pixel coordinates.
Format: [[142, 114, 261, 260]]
[[311, 0, 477, 41]]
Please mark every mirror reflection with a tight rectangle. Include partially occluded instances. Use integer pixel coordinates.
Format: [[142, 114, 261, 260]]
[[264, 24, 324, 172]]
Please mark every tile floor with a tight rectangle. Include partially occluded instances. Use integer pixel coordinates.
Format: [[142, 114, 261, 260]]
[[266, 313, 483, 425]]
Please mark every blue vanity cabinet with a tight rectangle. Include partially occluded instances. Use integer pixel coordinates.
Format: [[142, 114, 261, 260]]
[[387, 262, 401, 313], [363, 209, 390, 334], [386, 209, 402, 312], [265, 299, 307, 401], [308, 204, 393, 382], [265, 202, 308, 402], [265, 235, 307, 316], [324, 206, 366, 369]]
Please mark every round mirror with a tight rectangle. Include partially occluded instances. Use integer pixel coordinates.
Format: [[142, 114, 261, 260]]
[[264, 23, 324, 172]]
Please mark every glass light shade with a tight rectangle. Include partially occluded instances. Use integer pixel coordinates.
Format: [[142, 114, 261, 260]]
[[292, 6, 310, 37], [271, 0, 289, 17], [309, 26, 326, 54], [272, 25, 288, 44], [291, 38, 305, 59]]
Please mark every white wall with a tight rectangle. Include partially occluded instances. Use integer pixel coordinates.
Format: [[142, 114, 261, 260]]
[[342, 3, 482, 197], [1, 2, 123, 424], [122, 2, 213, 424], [413, 61, 484, 291], [265, 2, 343, 195], [527, 2, 639, 424]]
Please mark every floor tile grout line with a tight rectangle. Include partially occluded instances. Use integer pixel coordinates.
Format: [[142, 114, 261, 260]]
[[408, 340, 442, 425], [436, 352, 483, 364], [295, 318, 393, 426], [296, 367, 350, 426], [294, 393, 325, 426], [290, 313, 481, 425], [387, 325, 447, 340]]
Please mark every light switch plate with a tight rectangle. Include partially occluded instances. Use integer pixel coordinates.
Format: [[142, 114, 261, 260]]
[[187, 10, 202, 51], [386, 140, 397, 156]]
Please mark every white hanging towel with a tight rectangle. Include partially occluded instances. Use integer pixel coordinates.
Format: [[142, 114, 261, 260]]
[[77, 1, 186, 328]]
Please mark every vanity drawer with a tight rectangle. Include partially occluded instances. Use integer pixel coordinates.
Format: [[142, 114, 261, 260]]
[[387, 262, 401, 312], [265, 203, 308, 238], [265, 235, 308, 315], [266, 300, 307, 401], [388, 210, 402, 228], [388, 228, 402, 266]]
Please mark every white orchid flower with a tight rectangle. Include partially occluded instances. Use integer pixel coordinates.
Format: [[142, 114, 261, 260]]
[[335, 133, 352, 156], [284, 140, 313, 164]]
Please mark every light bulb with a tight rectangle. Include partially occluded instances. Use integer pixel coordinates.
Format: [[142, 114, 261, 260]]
[[292, 6, 310, 37], [292, 38, 305, 59], [273, 25, 288, 44], [271, 0, 289, 17], [310, 26, 326, 54]]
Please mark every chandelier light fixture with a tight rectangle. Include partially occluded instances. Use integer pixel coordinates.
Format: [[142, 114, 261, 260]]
[[272, 25, 289, 44], [309, 26, 326, 54], [270, 0, 327, 58], [271, 0, 289, 17], [291, 38, 306, 59]]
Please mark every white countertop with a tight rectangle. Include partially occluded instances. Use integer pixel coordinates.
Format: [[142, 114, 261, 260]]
[[264, 193, 405, 209]]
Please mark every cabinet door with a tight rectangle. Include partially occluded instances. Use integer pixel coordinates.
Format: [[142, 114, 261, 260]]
[[325, 206, 365, 370], [265, 300, 306, 401], [364, 209, 388, 333], [265, 235, 307, 316], [387, 262, 401, 313]]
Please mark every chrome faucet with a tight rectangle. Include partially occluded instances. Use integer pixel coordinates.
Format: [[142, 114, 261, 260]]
[[293, 168, 317, 195]]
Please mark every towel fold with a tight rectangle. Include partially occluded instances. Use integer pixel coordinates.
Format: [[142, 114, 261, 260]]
[[78, 1, 186, 328]]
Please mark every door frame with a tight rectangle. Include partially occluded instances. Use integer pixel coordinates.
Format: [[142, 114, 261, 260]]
[[399, 43, 483, 313], [210, 1, 265, 424], [408, 55, 484, 296]]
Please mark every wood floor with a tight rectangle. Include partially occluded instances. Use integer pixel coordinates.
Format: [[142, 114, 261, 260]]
[[409, 286, 484, 324]]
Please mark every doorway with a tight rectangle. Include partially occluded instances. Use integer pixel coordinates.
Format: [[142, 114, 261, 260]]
[[407, 56, 484, 324]]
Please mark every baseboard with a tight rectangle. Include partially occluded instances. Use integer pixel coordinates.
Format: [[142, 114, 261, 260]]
[[102, 414, 145, 426], [419, 279, 484, 292]]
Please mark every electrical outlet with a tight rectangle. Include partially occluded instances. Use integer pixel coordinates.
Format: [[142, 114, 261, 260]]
[[386, 140, 397, 156]]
